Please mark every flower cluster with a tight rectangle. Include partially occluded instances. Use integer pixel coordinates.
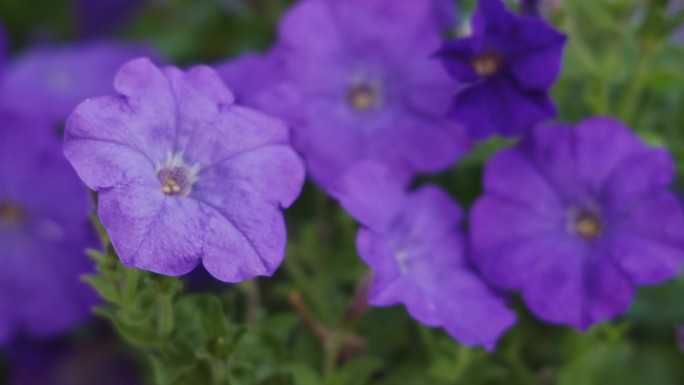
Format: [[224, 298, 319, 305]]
[[193, 0, 684, 348], [3, 0, 683, 361]]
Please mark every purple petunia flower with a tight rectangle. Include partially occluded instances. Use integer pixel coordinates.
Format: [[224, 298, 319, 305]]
[[217, 0, 471, 189], [332, 162, 515, 349], [0, 24, 6, 73], [519, 0, 540, 16], [669, 0, 684, 43], [9, 338, 142, 385], [677, 325, 684, 352], [471, 117, 684, 328], [0, 41, 155, 126], [215, 47, 292, 119], [75, 0, 142, 37], [64, 58, 305, 282], [432, 0, 457, 30], [0, 113, 97, 343], [438, 0, 566, 139]]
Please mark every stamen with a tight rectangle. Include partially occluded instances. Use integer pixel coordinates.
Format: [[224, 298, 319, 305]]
[[347, 83, 378, 111], [156, 153, 199, 197], [0, 201, 24, 223], [471, 52, 503, 77], [572, 209, 603, 240]]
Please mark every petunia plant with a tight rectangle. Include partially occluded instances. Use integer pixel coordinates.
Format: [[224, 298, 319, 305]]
[[2, 0, 684, 384]]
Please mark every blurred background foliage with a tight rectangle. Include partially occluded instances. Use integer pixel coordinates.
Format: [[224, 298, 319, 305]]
[[1, 0, 683, 384]]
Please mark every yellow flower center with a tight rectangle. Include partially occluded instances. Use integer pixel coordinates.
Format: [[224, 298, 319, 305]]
[[161, 178, 182, 195], [156, 153, 199, 197]]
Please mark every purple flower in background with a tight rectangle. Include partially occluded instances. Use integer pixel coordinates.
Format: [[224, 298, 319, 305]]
[[0, 24, 6, 73], [64, 58, 305, 282], [218, 0, 470, 189], [0, 41, 155, 125], [0, 113, 97, 343], [471, 117, 684, 328], [438, 0, 566, 139], [215, 48, 291, 117], [332, 162, 515, 349], [76, 0, 142, 37], [9, 338, 141, 385], [669, 0, 684, 42], [432, 0, 457, 30], [677, 325, 684, 352], [519, 0, 540, 16]]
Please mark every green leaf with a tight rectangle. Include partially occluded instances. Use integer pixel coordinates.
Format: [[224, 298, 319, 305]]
[[82, 274, 119, 302], [328, 356, 382, 385]]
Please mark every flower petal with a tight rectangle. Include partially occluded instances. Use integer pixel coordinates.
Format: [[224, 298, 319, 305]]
[[609, 192, 684, 284]]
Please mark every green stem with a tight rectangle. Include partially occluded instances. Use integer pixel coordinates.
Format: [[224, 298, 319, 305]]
[[323, 330, 343, 382], [157, 294, 174, 337], [238, 279, 260, 325], [452, 345, 473, 381], [507, 352, 537, 385]]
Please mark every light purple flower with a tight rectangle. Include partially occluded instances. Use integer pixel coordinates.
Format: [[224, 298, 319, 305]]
[[214, 48, 293, 120], [0, 113, 97, 343], [0, 41, 155, 125], [432, 0, 457, 30], [438, 0, 566, 139], [332, 162, 515, 350], [64, 58, 305, 282], [218, 0, 471, 189], [471, 117, 684, 328]]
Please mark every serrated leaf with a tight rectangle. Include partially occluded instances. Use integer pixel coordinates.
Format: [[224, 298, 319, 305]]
[[82, 274, 119, 302]]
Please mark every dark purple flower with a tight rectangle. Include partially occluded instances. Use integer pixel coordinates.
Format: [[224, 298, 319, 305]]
[[218, 0, 471, 189], [332, 162, 515, 349], [0, 23, 6, 73], [0, 113, 97, 343], [438, 0, 566, 139], [677, 325, 684, 352], [64, 58, 305, 282], [9, 338, 141, 385], [76, 0, 142, 37], [0, 41, 155, 126], [519, 0, 540, 16], [471, 117, 684, 328]]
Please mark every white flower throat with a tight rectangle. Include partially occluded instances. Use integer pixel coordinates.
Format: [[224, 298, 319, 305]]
[[156, 153, 199, 197]]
